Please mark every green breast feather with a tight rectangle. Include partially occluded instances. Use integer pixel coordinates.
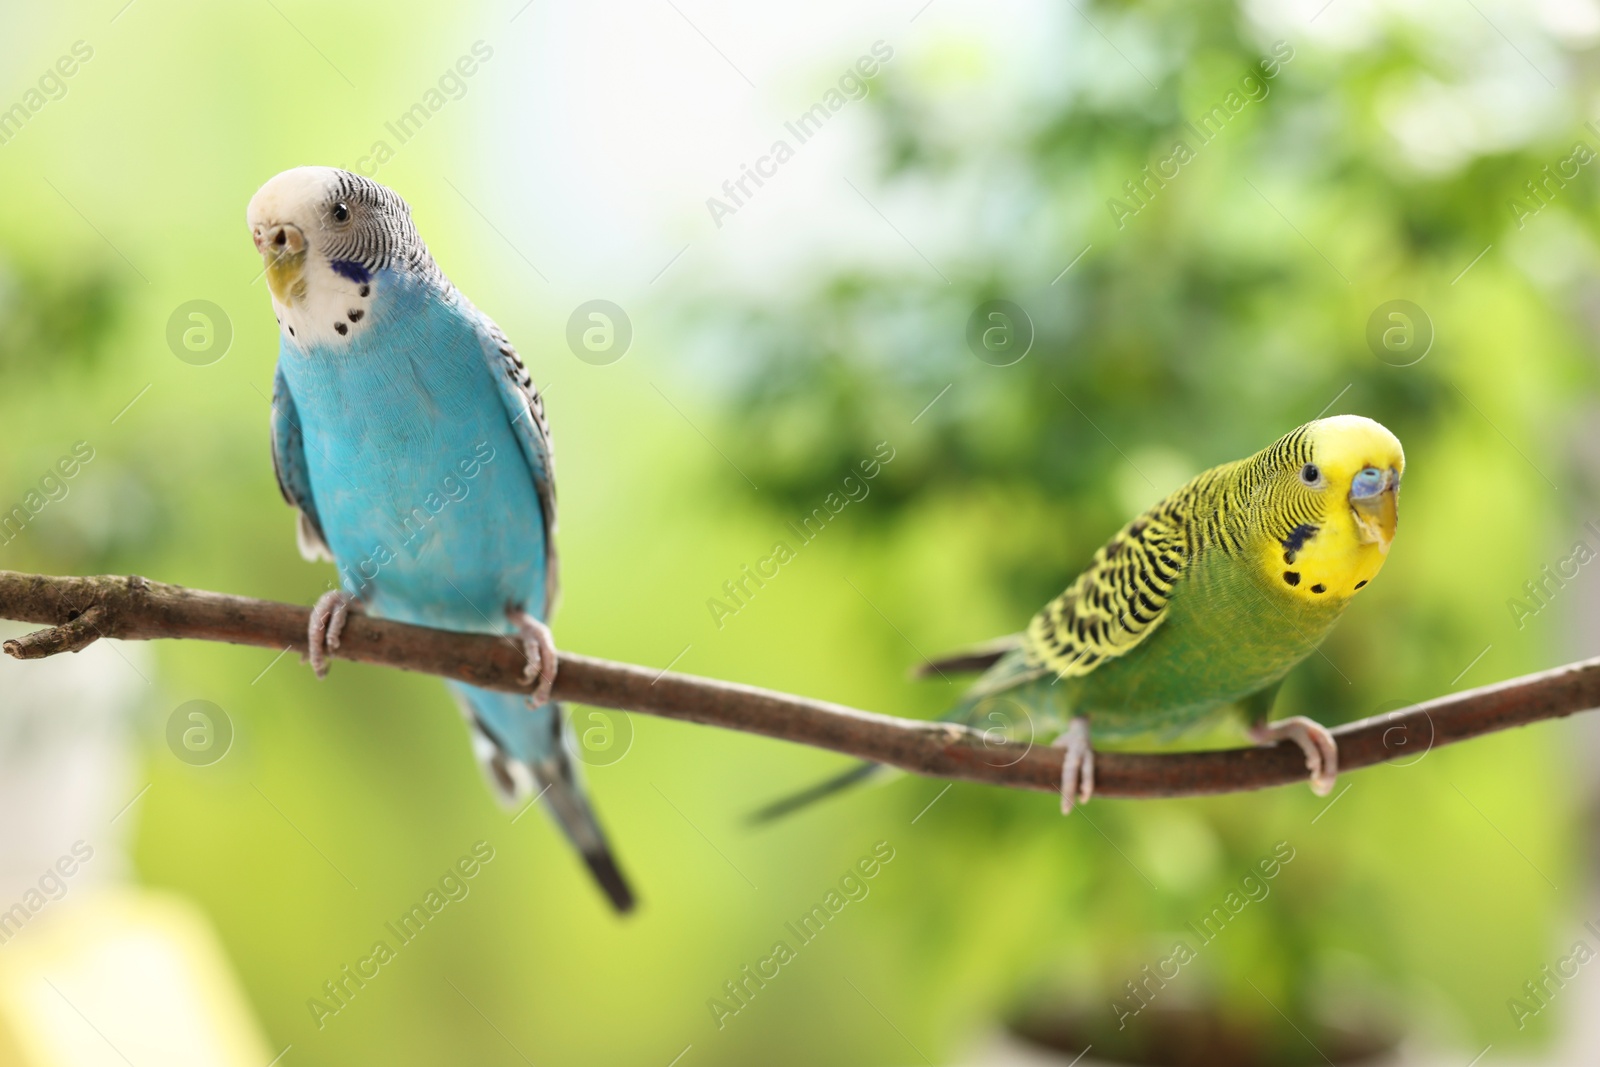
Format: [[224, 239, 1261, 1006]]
[[958, 419, 1394, 743], [753, 415, 1404, 820]]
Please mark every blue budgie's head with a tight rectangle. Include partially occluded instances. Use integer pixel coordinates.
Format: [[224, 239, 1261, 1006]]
[[248, 166, 435, 348]]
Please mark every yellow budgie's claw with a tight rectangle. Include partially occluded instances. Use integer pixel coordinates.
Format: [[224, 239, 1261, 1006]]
[[1250, 715, 1339, 796], [1052, 716, 1094, 815]]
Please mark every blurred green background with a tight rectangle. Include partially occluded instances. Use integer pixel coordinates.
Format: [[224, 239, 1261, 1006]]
[[1, 0, 1597, 1063]]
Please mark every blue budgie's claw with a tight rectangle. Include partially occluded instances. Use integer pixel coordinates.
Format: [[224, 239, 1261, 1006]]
[[307, 589, 356, 678], [508, 608, 558, 706]]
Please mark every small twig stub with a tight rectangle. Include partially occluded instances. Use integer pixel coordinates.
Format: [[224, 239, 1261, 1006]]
[[1, 569, 1596, 800]]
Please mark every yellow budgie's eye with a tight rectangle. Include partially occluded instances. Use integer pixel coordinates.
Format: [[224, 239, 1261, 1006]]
[[1299, 463, 1322, 486]]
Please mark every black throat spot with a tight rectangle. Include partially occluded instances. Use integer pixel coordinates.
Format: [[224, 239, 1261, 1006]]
[[329, 259, 372, 284], [1281, 522, 1319, 563]]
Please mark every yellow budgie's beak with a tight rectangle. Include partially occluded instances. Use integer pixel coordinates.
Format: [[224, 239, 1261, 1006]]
[[1350, 466, 1400, 553]]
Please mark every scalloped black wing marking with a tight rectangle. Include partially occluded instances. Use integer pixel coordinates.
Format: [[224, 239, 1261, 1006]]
[[476, 317, 559, 616], [1022, 492, 1193, 679]]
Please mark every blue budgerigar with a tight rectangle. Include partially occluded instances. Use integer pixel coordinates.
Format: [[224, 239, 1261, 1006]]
[[247, 166, 634, 912]]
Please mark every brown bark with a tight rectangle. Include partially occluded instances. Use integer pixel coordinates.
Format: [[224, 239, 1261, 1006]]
[[2, 569, 1592, 799]]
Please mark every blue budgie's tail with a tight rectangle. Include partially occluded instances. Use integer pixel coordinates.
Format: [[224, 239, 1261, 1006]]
[[452, 684, 636, 913]]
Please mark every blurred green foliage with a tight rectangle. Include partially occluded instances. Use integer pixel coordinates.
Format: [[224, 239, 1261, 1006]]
[[0, 0, 1594, 1064], [0, 259, 120, 378], [679, 0, 1599, 1059]]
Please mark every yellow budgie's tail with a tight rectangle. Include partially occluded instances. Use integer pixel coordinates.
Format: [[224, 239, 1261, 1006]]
[[754, 640, 1051, 825], [754, 640, 1048, 825], [747, 761, 896, 825], [909, 634, 1023, 679]]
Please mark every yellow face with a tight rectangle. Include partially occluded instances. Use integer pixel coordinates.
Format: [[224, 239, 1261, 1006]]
[[1256, 415, 1404, 602]]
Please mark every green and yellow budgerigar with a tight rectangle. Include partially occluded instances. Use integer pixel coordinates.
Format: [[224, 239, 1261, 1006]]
[[761, 414, 1404, 819]]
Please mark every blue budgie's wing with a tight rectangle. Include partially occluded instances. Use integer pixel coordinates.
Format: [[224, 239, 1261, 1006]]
[[460, 316, 638, 909], [472, 315, 558, 614], [270, 362, 332, 563]]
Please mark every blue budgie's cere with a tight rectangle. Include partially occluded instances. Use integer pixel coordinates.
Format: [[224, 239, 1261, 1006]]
[[248, 166, 634, 912]]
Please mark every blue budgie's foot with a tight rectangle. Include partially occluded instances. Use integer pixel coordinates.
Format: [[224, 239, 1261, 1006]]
[[307, 589, 355, 679], [509, 608, 558, 706], [1052, 716, 1094, 816], [1250, 716, 1338, 797]]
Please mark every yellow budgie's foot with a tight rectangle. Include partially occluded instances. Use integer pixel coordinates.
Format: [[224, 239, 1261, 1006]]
[[307, 589, 355, 679], [1250, 716, 1338, 796], [1052, 716, 1094, 815], [509, 608, 559, 706]]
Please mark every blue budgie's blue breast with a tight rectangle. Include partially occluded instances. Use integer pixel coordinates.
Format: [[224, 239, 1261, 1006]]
[[252, 165, 633, 912], [275, 269, 547, 632]]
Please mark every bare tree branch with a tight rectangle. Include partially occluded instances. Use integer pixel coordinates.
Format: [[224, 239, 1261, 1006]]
[[1, 569, 1593, 799]]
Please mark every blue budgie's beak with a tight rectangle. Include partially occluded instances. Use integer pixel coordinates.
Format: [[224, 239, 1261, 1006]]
[[1350, 465, 1399, 552], [252, 220, 307, 303]]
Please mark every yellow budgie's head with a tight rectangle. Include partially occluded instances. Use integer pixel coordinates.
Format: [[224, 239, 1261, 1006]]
[[1245, 414, 1404, 602]]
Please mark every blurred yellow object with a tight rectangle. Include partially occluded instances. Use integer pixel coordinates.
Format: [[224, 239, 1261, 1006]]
[[0, 889, 273, 1067]]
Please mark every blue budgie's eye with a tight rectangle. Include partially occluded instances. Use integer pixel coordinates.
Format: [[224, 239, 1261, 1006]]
[[1350, 466, 1385, 498], [331, 202, 350, 223]]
